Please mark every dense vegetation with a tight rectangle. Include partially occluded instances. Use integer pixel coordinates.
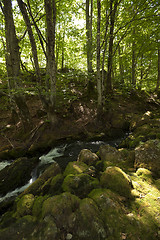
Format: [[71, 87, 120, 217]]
[[0, 1, 160, 239], [0, 0, 159, 130]]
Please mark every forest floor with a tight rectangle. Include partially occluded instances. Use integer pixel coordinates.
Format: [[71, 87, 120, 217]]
[[0, 89, 160, 153]]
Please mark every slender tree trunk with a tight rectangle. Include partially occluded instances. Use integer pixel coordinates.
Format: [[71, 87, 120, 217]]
[[86, 0, 93, 73], [106, 0, 118, 93], [17, 0, 41, 82], [97, 0, 102, 109], [44, 0, 57, 124], [2, 0, 32, 131], [102, 9, 109, 101], [118, 45, 124, 85], [131, 29, 136, 87], [156, 45, 160, 91]]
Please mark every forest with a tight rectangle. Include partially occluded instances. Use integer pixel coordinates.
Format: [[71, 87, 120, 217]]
[[0, 0, 160, 239]]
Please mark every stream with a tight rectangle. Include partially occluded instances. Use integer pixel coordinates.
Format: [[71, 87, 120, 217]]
[[0, 136, 126, 203]]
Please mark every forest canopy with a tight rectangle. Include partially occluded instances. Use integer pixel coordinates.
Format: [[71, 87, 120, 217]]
[[0, 0, 159, 128]]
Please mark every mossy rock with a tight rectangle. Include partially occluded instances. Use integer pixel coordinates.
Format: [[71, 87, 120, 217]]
[[63, 161, 88, 176], [99, 144, 122, 163], [0, 215, 37, 240], [74, 198, 107, 240], [136, 168, 153, 183], [62, 173, 99, 198], [20, 162, 61, 196], [16, 194, 35, 217], [32, 195, 48, 218], [0, 157, 39, 196], [42, 192, 80, 229], [49, 173, 64, 195], [134, 139, 160, 177], [100, 167, 132, 198], [88, 188, 128, 239], [155, 179, 160, 190], [77, 149, 99, 166]]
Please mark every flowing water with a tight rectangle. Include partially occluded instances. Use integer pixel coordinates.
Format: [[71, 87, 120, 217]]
[[0, 136, 125, 203]]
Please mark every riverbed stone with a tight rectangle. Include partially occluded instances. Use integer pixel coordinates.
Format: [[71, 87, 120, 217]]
[[16, 194, 35, 217], [77, 149, 99, 166], [134, 139, 160, 177], [64, 161, 88, 176], [100, 166, 132, 198], [99, 144, 122, 164], [42, 192, 80, 230], [62, 173, 99, 198], [74, 198, 107, 239], [136, 168, 153, 183]]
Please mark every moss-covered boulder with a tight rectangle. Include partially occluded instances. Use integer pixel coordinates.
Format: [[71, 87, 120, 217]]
[[16, 194, 35, 217], [20, 162, 61, 196], [98, 144, 125, 169], [74, 198, 107, 240], [32, 195, 48, 218], [62, 173, 99, 198], [136, 168, 153, 183], [48, 173, 64, 195], [134, 139, 160, 177], [63, 161, 88, 176], [42, 192, 80, 230], [77, 149, 99, 166], [88, 188, 152, 240], [99, 144, 121, 162], [100, 166, 132, 198], [0, 215, 37, 240], [0, 157, 39, 196]]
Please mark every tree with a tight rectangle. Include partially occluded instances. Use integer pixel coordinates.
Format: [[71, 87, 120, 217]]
[[86, 0, 93, 74], [1, 0, 32, 131], [17, 0, 41, 82], [96, 0, 102, 108]]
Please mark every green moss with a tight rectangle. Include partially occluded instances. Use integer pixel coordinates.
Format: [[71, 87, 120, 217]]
[[49, 173, 64, 195], [42, 192, 80, 229], [16, 194, 35, 218], [32, 195, 48, 218], [100, 167, 132, 198], [136, 168, 153, 183], [63, 161, 88, 177], [74, 198, 107, 239], [62, 173, 99, 198]]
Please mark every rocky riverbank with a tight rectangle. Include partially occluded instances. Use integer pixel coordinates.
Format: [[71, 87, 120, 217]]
[[0, 91, 160, 239]]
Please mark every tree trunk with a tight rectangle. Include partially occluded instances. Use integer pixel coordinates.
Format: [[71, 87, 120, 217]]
[[106, 0, 118, 93], [118, 45, 124, 85], [156, 45, 160, 91], [17, 0, 41, 82], [2, 0, 32, 131], [86, 0, 93, 73], [97, 0, 102, 109], [131, 29, 136, 87], [44, 0, 57, 124]]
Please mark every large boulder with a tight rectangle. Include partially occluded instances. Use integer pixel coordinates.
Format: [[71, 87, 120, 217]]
[[42, 192, 80, 231], [16, 194, 35, 217], [77, 149, 99, 166], [98, 144, 122, 165], [100, 166, 132, 198], [62, 173, 99, 198], [74, 198, 107, 240], [134, 139, 160, 177], [63, 161, 88, 176], [0, 157, 39, 196]]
